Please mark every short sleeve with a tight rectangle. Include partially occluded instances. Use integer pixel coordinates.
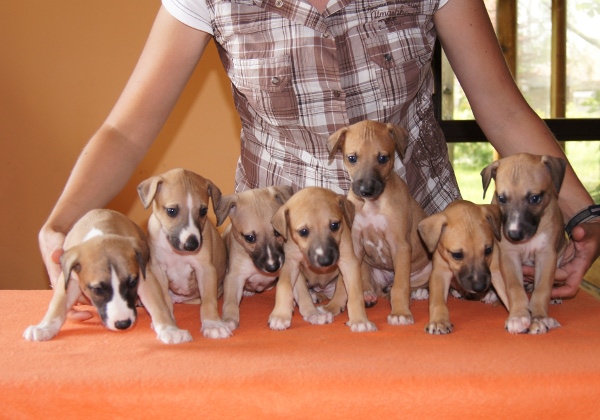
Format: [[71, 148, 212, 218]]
[[438, 0, 450, 9], [162, 0, 214, 35]]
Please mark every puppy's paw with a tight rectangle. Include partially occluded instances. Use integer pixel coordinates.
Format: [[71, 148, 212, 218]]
[[481, 290, 498, 304], [387, 314, 414, 326], [550, 298, 562, 305], [347, 320, 377, 332], [242, 290, 256, 297], [268, 315, 291, 331], [156, 326, 193, 344], [411, 288, 429, 301], [425, 321, 453, 335], [23, 325, 59, 342], [528, 317, 560, 334], [304, 308, 333, 325], [201, 320, 232, 339], [505, 315, 531, 334], [222, 318, 239, 331], [450, 289, 464, 299], [363, 291, 378, 308]]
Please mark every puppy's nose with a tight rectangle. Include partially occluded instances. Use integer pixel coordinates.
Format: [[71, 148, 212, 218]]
[[184, 236, 200, 251], [472, 279, 488, 293], [114, 319, 132, 330], [264, 260, 282, 273], [507, 229, 524, 242]]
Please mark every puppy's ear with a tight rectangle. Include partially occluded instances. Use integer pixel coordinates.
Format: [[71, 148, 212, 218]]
[[482, 204, 502, 241], [271, 185, 295, 205], [60, 248, 81, 289], [130, 237, 150, 280], [541, 155, 567, 194], [417, 213, 447, 253], [215, 194, 236, 227], [338, 195, 355, 227], [271, 205, 290, 241], [480, 160, 500, 199], [206, 179, 223, 213], [327, 127, 348, 165], [137, 176, 163, 209], [387, 123, 409, 160]]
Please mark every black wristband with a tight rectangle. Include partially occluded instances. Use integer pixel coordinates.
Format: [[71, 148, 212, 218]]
[[564, 204, 600, 237]]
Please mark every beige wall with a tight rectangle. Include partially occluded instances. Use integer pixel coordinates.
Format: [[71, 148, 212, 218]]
[[0, 1, 241, 289]]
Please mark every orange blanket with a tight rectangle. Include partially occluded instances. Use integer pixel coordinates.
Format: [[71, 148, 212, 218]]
[[2, 289, 600, 419]]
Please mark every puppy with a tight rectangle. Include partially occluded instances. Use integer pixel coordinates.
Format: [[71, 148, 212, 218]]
[[23, 209, 192, 344], [328, 120, 431, 326], [215, 185, 294, 330], [268, 187, 377, 332], [418, 200, 508, 334], [481, 153, 569, 334], [137, 168, 229, 339]]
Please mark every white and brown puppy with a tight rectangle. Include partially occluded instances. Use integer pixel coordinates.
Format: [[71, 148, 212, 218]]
[[215, 185, 294, 330], [418, 200, 508, 334], [137, 168, 229, 339], [481, 153, 569, 334], [23, 209, 192, 344], [269, 187, 377, 332], [328, 120, 431, 326]]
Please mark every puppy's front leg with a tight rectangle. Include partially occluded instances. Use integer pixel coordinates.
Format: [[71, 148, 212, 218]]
[[268, 263, 297, 330], [388, 241, 414, 325], [137, 270, 192, 344], [221, 268, 245, 331], [295, 273, 333, 325], [425, 261, 453, 334], [338, 257, 377, 332], [528, 251, 560, 334], [500, 250, 531, 334], [23, 273, 81, 341], [198, 265, 232, 339]]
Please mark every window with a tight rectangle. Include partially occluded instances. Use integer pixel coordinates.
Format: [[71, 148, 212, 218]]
[[435, 0, 600, 204]]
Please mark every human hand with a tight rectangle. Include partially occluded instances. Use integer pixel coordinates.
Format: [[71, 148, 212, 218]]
[[523, 220, 600, 298]]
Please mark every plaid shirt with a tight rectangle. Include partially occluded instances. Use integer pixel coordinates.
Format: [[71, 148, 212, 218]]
[[163, 0, 460, 215]]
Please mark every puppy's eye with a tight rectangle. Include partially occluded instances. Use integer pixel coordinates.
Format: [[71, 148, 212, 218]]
[[298, 228, 309, 237], [497, 195, 507, 204], [347, 155, 357, 165], [165, 207, 179, 218], [450, 251, 464, 261], [199, 207, 208, 217], [330, 222, 340, 232], [274, 229, 281, 237], [529, 194, 543, 205], [243, 234, 256, 243], [484, 245, 493, 256], [127, 276, 139, 289], [378, 154, 390, 164], [89, 284, 106, 297]]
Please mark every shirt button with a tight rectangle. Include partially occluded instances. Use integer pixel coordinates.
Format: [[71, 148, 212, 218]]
[[322, 32, 330, 38], [384, 53, 392, 62], [275, 0, 283, 7], [333, 91, 341, 98], [271, 76, 281, 85]]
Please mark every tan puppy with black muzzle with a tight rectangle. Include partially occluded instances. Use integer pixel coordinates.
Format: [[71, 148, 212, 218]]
[[23, 209, 192, 344], [137, 168, 229, 339], [328, 120, 431, 326], [418, 200, 509, 334], [481, 153, 570, 334], [269, 187, 377, 332], [215, 185, 294, 331]]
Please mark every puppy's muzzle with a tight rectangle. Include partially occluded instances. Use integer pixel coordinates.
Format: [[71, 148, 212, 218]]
[[503, 210, 539, 243], [170, 234, 201, 253], [253, 243, 285, 274], [457, 265, 491, 294], [308, 237, 339, 268], [352, 173, 385, 199]]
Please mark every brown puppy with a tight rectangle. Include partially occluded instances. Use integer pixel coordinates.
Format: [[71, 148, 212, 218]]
[[23, 209, 192, 344], [418, 200, 508, 334], [138, 168, 229, 339], [328, 120, 431, 326], [215, 185, 294, 331], [481, 153, 569, 334], [269, 187, 377, 332]]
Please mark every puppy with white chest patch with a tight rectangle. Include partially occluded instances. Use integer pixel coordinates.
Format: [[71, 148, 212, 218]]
[[481, 153, 570, 334], [215, 185, 294, 331], [328, 120, 431, 326], [269, 187, 377, 332], [137, 168, 230, 339], [418, 200, 508, 334], [23, 209, 192, 344]]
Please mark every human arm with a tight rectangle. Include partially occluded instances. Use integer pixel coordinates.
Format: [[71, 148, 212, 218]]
[[433, 0, 600, 297], [39, 6, 213, 286]]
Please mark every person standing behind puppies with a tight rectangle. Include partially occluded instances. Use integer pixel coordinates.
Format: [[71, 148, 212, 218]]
[[38, 1, 599, 299]]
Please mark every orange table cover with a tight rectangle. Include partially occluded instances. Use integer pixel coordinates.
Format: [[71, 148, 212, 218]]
[[2, 289, 600, 419]]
